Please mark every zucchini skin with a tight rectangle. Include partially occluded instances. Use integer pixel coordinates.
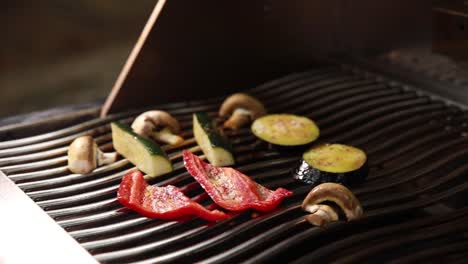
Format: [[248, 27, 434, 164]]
[[193, 112, 233, 153], [112, 122, 169, 158], [293, 159, 368, 186]]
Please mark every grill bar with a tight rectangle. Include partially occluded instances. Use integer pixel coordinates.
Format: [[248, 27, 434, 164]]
[[1, 63, 467, 263], [291, 210, 468, 263]]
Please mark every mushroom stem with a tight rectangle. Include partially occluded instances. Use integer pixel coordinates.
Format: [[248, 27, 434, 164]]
[[97, 149, 118, 166], [305, 214, 328, 227], [304, 204, 339, 227], [223, 108, 252, 129], [152, 127, 184, 146]]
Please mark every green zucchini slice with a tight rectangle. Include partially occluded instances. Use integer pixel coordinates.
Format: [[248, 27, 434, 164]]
[[293, 143, 368, 185], [111, 122, 173, 178], [193, 112, 234, 166], [251, 114, 319, 146]]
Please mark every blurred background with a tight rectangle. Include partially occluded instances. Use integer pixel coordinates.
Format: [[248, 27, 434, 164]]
[[1, 0, 156, 119]]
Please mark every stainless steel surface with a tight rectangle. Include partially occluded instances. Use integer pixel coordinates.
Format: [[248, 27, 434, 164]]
[[1, 64, 468, 263], [102, 0, 432, 115], [0, 171, 97, 264]]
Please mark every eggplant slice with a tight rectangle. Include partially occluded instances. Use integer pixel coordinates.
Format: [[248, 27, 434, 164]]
[[251, 114, 319, 147], [293, 143, 368, 185]]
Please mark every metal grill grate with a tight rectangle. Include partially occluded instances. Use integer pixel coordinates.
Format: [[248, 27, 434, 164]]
[[1, 64, 468, 263]]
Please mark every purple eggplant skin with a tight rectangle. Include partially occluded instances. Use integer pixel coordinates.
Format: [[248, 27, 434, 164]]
[[292, 159, 368, 186]]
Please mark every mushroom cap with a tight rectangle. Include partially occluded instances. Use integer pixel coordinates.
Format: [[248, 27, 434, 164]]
[[131, 110, 181, 136], [68, 136, 97, 174], [219, 93, 266, 119], [302, 183, 363, 221]]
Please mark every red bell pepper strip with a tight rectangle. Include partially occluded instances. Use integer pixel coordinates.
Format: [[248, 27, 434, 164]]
[[117, 170, 229, 221], [183, 150, 293, 212]]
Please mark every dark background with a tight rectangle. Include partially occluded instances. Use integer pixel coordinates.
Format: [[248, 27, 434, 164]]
[[1, 0, 156, 119]]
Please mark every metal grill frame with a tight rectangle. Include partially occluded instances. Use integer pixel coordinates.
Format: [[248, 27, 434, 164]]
[[1, 63, 468, 263]]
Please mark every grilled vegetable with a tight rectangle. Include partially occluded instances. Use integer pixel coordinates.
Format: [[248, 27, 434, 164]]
[[293, 143, 368, 185], [193, 112, 234, 166], [68, 136, 117, 174], [117, 170, 229, 221], [251, 114, 319, 147], [219, 93, 266, 129], [183, 150, 293, 212], [131, 110, 184, 146], [302, 182, 363, 223], [111, 122, 172, 178]]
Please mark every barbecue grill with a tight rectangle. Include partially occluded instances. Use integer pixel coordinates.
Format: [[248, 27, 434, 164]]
[[2, 1, 468, 263]]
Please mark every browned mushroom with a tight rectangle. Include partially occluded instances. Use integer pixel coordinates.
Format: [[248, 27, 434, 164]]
[[68, 136, 117, 174], [219, 93, 266, 129], [302, 183, 363, 221], [131, 110, 184, 146]]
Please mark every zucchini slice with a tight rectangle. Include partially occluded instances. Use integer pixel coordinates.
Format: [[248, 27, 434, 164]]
[[111, 122, 173, 177], [251, 114, 319, 146], [293, 143, 368, 185], [193, 112, 234, 166]]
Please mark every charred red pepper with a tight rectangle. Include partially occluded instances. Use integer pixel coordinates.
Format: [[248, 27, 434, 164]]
[[117, 170, 229, 221], [183, 150, 293, 212]]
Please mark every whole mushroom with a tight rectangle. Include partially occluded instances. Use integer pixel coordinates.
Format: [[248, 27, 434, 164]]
[[68, 136, 118, 174], [131, 110, 184, 146], [302, 183, 363, 224], [219, 93, 266, 130]]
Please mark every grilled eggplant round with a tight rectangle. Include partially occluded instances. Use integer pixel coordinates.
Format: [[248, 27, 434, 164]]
[[251, 114, 319, 147], [293, 143, 368, 185]]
